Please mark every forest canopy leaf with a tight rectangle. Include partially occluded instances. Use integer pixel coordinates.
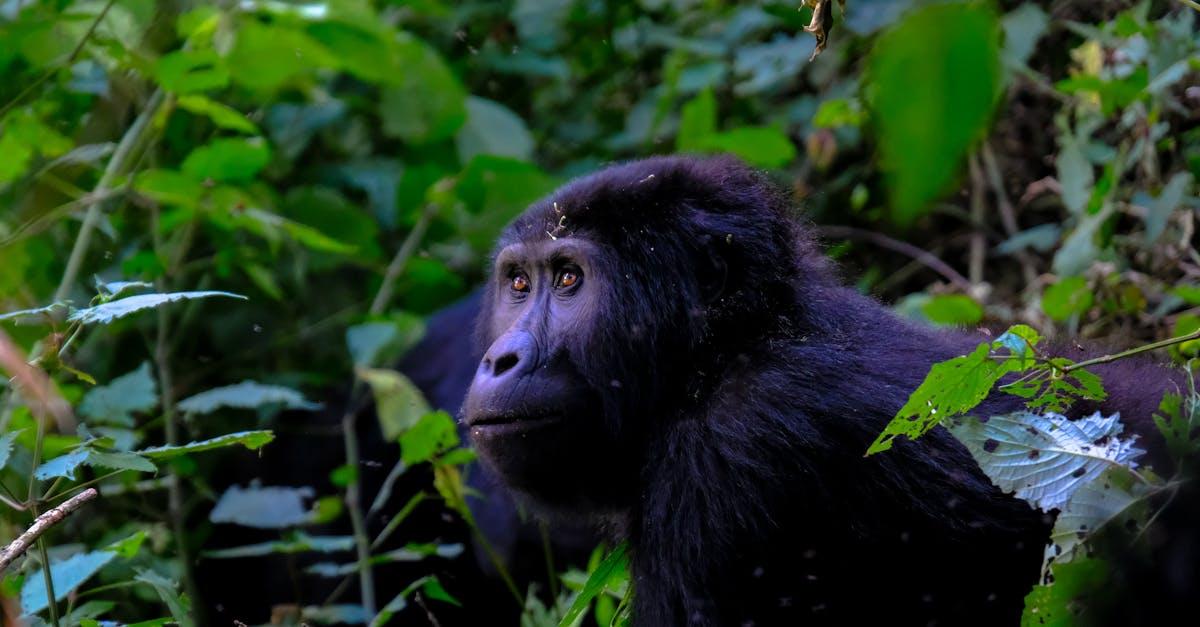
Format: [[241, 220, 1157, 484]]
[[138, 430, 275, 458], [177, 381, 320, 415], [358, 368, 432, 441], [21, 550, 118, 615], [68, 291, 247, 325], [209, 484, 314, 528], [79, 362, 158, 426]]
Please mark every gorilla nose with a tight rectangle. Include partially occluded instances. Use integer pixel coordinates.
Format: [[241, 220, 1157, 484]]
[[480, 330, 536, 380]]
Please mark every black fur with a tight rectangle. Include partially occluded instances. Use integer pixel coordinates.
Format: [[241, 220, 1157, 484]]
[[462, 155, 1183, 626]]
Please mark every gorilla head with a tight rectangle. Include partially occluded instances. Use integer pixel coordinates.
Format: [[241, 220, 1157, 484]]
[[461, 156, 825, 515]]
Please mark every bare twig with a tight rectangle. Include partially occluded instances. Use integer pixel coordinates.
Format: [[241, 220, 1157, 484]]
[[369, 203, 437, 316], [817, 225, 973, 290], [1062, 328, 1200, 373], [967, 155, 987, 286], [0, 489, 98, 574], [980, 143, 1039, 285]]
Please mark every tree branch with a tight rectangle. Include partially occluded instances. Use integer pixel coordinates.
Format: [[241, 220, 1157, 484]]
[[0, 488, 98, 574], [817, 225, 973, 290]]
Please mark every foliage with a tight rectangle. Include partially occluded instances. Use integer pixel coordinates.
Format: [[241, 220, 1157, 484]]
[[0, 0, 1196, 624]]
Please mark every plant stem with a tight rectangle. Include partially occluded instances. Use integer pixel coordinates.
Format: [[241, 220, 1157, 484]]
[[1179, 0, 1200, 12], [341, 407, 377, 615], [1062, 328, 1200, 372], [36, 531, 60, 626], [369, 203, 437, 316], [54, 88, 166, 303]]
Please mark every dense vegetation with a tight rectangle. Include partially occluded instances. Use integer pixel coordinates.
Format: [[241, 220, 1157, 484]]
[[0, 0, 1196, 625]]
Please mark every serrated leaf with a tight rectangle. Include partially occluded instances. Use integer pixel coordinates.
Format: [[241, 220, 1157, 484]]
[[68, 291, 247, 325], [357, 368, 431, 441], [177, 381, 320, 415], [210, 484, 314, 528], [0, 430, 21, 471], [134, 569, 194, 627], [34, 448, 91, 480], [79, 362, 157, 426], [947, 411, 1143, 512], [138, 430, 275, 458], [34, 446, 156, 480], [868, 343, 1015, 454], [21, 550, 117, 614]]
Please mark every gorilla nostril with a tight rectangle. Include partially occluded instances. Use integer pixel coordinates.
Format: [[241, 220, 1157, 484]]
[[493, 353, 520, 377]]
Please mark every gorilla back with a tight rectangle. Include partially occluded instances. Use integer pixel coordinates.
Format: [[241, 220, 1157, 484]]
[[460, 155, 1179, 626]]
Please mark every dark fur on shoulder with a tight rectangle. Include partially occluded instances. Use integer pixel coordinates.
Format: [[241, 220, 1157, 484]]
[[467, 155, 1183, 626]]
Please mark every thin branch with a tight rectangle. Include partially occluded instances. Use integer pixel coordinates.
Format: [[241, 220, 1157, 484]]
[[341, 409, 377, 615], [1178, 0, 1200, 12], [817, 225, 973, 290], [369, 203, 437, 316], [0, 489, 98, 574], [980, 143, 1039, 285], [1063, 328, 1200, 372], [54, 88, 166, 303], [967, 154, 986, 286]]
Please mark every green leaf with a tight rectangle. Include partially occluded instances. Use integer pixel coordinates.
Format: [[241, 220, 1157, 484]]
[[677, 89, 717, 152], [34, 446, 156, 480], [1021, 558, 1108, 627], [1052, 202, 1115, 277], [153, 49, 229, 94], [1143, 172, 1191, 243], [105, 530, 148, 559], [346, 317, 425, 367], [209, 484, 314, 528], [139, 430, 275, 458], [920, 294, 983, 326], [226, 20, 337, 91], [812, 98, 867, 129], [700, 126, 796, 169], [68, 291, 247, 325], [79, 362, 158, 427], [452, 156, 557, 253], [379, 34, 467, 144], [86, 450, 157, 474], [21, 550, 118, 615], [868, 2, 1003, 225], [239, 208, 359, 255], [181, 137, 271, 184], [33, 448, 91, 480], [1042, 277, 1094, 322], [558, 543, 630, 627], [1044, 466, 1149, 575], [947, 411, 1144, 511], [1171, 285, 1200, 306], [868, 343, 1015, 455], [177, 381, 320, 414], [1055, 133, 1093, 216], [357, 368, 432, 441], [0, 303, 68, 324], [456, 96, 534, 163], [1153, 392, 1200, 463], [134, 169, 205, 209], [1001, 3, 1049, 69], [134, 569, 195, 627], [176, 95, 260, 134], [400, 411, 459, 465]]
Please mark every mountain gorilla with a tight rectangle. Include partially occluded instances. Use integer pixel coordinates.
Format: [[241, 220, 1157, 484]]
[[459, 155, 1184, 626]]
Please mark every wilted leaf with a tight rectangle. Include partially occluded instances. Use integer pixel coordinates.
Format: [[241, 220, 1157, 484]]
[[68, 291, 247, 325], [21, 550, 118, 615], [868, 2, 1002, 225], [358, 368, 433, 441], [177, 381, 320, 415], [79, 362, 157, 426], [947, 411, 1143, 512], [210, 484, 314, 528], [138, 430, 275, 458]]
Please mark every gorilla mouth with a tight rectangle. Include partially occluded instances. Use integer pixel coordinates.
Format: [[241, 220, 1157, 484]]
[[467, 411, 563, 435]]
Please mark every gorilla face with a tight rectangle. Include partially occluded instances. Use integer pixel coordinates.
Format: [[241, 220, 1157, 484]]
[[462, 236, 634, 514]]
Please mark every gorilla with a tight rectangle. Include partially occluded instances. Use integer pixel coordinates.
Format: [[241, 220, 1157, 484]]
[[456, 155, 1185, 626]]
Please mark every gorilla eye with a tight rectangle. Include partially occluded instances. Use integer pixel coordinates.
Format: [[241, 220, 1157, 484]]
[[556, 269, 581, 289], [510, 273, 530, 293]]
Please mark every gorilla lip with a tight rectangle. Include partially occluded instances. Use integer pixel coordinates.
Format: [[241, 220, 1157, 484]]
[[467, 411, 562, 435]]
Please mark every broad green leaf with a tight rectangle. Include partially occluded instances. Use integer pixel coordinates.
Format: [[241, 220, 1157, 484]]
[[154, 49, 229, 94], [357, 368, 432, 441], [33, 448, 90, 480], [239, 208, 358, 255], [1153, 392, 1200, 464], [379, 34, 467, 144], [812, 98, 867, 129], [105, 530, 148, 559], [85, 450, 157, 474], [79, 362, 158, 427], [400, 411, 459, 465], [868, 343, 1015, 454], [676, 90, 717, 152], [177, 381, 320, 414], [868, 3, 1002, 225], [181, 138, 271, 184], [1042, 277, 1093, 322], [34, 446, 155, 480], [134, 569, 194, 627], [139, 430, 275, 458], [1143, 172, 1191, 243], [947, 411, 1144, 512], [1021, 558, 1108, 627], [68, 291, 247, 325], [455, 96, 534, 163], [226, 20, 337, 91], [209, 484, 314, 528], [1055, 134, 1093, 216], [134, 169, 205, 208], [921, 294, 983, 326], [305, 21, 396, 85], [701, 126, 796, 169], [204, 533, 353, 559], [21, 550, 118, 614], [1052, 202, 1115, 277], [1001, 3, 1049, 69], [452, 156, 557, 253], [176, 95, 260, 134], [1171, 285, 1200, 306], [559, 543, 630, 627]]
